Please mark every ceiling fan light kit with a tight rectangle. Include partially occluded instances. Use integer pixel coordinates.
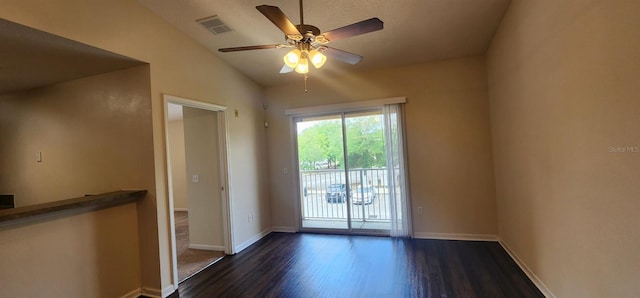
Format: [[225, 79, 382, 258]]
[[283, 48, 301, 68], [285, 45, 327, 74], [295, 57, 309, 74], [309, 49, 327, 68], [218, 0, 383, 91]]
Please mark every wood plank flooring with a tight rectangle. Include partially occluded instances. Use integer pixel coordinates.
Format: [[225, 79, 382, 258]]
[[168, 232, 543, 298]]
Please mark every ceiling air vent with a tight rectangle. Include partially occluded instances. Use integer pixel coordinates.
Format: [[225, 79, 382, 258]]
[[197, 15, 232, 35]]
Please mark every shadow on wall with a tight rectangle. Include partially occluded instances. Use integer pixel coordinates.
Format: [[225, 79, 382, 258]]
[[0, 19, 159, 297]]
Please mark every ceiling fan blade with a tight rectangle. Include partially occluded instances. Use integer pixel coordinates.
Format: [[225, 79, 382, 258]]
[[322, 18, 383, 42], [256, 5, 301, 36], [218, 44, 281, 52], [323, 47, 363, 65], [280, 64, 294, 74]]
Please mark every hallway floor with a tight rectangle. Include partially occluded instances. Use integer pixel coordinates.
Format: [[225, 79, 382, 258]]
[[174, 211, 225, 282]]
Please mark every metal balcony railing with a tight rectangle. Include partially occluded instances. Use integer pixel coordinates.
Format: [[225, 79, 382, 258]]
[[300, 168, 394, 223]]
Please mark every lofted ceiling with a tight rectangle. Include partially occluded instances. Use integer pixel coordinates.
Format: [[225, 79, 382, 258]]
[[0, 19, 144, 96], [138, 0, 511, 87]]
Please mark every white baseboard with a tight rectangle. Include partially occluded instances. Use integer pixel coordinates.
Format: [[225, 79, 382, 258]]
[[173, 208, 188, 212], [234, 227, 272, 253], [140, 286, 163, 298], [271, 226, 297, 233], [499, 240, 555, 298], [413, 232, 499, 241], [120, 288, 141, 298], [162, 285, 177, 298], [188, 243, 225, 251], [121, 285, 173, 298]]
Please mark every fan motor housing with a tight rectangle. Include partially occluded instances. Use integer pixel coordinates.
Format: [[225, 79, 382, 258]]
[[297, 24, 321, 36]]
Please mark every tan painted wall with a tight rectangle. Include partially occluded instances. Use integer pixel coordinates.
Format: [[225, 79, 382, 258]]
[[168, 118, 188, 210], [0, 205, 140, 297], [265, 56, 497, 237], [0, 66, 153, 205], [1, 0, 270, 294], [227, 104, 271, 245], [487, 0, 640, 296], [0, 67, 152, 297], [183, 107, 224, 248]]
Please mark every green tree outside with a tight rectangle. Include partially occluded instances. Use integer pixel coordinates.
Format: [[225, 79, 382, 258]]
[[298, 115, 386, 170]]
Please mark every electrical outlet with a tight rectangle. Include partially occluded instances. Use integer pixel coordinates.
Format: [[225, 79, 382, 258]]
[[248, 213, 255, 223], [417, 206, 423, 215], [192, 175, 200, 183]]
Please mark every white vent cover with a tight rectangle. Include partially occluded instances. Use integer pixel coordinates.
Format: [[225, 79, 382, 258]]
[[197, 15, 232, 35]]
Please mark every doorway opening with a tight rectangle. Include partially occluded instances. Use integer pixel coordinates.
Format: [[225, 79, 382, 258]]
[[164, 95, 233, 285], [292, 101, 411, 236]]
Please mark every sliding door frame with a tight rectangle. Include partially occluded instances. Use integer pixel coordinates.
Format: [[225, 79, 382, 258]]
[[287, 97, 408, 236]]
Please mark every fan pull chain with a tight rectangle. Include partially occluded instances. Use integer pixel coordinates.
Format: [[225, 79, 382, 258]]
[[304, 74, 309, 93]]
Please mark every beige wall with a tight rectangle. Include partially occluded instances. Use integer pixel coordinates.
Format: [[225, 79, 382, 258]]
[[0, 204, 140, 297], [265, 56, 497, 237], [0, 66, 152, 297], [1, 0, 270, 294], [227, 102, 271, 245], [0, 66, 153, 206], [168, 118, 188, 210], [487, 0, 640, 296], [183, 107, 224, 248]]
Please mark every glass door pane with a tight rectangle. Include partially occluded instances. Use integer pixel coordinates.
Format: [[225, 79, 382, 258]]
[[296, 114, 348, 230], [344, 110, 391, 232]]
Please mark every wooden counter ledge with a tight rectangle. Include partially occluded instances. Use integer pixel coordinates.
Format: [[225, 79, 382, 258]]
[[0, 190, 146, 226]]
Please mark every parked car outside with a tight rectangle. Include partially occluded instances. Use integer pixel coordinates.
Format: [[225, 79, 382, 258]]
[[326, 184, 349, 203], [352, 186, 377, 205]]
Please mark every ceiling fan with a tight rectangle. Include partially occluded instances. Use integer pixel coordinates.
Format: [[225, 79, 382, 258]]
[[218, 0, 383, 76]]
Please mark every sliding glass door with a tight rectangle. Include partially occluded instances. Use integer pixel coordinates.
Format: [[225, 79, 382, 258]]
[[344, 110, 390, 232], [297, 114, 348, 230], [295, 105, 410, 236]]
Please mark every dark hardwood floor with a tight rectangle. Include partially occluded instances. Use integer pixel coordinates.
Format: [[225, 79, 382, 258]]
[[167, 232, 543, 298]]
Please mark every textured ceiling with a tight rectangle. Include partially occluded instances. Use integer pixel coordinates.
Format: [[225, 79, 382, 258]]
[[138, 0, 511, 87], [0, 18, 143, 95]]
